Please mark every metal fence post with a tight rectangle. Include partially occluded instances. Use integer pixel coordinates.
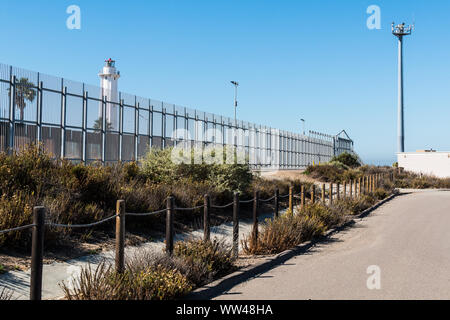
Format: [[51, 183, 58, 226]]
[[8, 75, 16, 154], [82, 89, 88, 164], [101, 95, 106, 164], [37, 81, 43, 143], [115, 200, 125, 274], [252, 191, 259, 248], [166, 196, 174, 255], [61, 85, 67, 160], [274, 189, 279, 218], [203, 194, 210, 242], [232, 192, 239, 259], [30, 206, 45, 301]]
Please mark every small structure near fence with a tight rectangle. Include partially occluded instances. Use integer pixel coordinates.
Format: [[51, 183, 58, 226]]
[[0, 173, 390, 300]]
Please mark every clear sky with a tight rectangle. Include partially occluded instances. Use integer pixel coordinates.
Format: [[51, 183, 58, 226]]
[[0, 0, 449, 165]]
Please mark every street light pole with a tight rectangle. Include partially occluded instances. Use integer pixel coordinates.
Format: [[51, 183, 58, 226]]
[[301, 118, 305, 135], [231, 81, 239, 146], [231, 81, 239, 126]]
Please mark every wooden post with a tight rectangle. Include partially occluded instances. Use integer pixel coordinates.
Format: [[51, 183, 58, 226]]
[[300, 185, 305, 210], [329, 183, 333, 206], [366, 176, 369, 194], [358, 178, 362, 197], [203, 194, 210, 242], [252, 191, 259, 248], [274, 189, 279, 218], [30, 206, 45, 301], [232, 192, 239, 259], [115, 200, 126, 274], [166, 196, 174, 255], [337, 183, 340, 200], [349, 180, 353, 199], [289, 186, 293, 214], [321, 184, 326, 203], [343, 182, 347, 199], [311, 185, 315, 204]]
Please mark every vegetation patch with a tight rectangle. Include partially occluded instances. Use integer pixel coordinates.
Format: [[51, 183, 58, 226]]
[[60, 238, 235, 300]]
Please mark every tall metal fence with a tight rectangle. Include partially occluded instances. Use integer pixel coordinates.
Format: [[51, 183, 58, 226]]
[[0, 63, 354, 169]]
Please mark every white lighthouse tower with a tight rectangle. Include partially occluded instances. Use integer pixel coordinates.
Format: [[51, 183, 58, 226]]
[[98, 58, 120, 130]]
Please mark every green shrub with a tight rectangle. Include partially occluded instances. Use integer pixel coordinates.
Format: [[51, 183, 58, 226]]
[[174, 239, 234, 278], [0, 191, 35, 247], [60, 261, 192, 300], [330, 152, 361, 168], [242, 202, 344, 255]]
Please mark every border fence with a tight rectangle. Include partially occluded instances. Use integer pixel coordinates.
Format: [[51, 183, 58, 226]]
[[0, 172, 391, 300], [0, 63, 354, 169]]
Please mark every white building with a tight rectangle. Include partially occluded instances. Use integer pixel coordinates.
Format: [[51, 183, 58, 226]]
[[98, 58, 120, 131], [398, 150, 450, 178]]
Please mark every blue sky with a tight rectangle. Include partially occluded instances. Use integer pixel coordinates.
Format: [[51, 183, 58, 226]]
[[0, 0, 449, 165]]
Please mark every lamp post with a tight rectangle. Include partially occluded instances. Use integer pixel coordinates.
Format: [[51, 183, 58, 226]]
[[392, 22, 413, 153], [231, 81, 239, 146], [301, 118, 305, 135]]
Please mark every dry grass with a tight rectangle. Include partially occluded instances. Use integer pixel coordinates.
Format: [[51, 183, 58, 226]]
[[60, 238, 235, 300], [393, 171, 450, 189]]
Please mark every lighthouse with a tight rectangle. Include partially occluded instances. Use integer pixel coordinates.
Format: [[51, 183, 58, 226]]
[[98, 58, 120, 130]]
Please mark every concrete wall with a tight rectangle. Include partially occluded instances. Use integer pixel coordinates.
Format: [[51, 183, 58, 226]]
[[398, 152, 450, 178]]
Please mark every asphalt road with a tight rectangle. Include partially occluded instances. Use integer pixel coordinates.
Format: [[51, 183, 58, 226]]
[[215, 190, 450, 300]]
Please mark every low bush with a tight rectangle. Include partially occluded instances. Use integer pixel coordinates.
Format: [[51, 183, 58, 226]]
[[0, 145, 262, 249], [242, 202, 347, 255], [174, 238, 234, 280], [61, 238, 235, 300], [61, 261, 192, 300], [330, 152, 361, 168], [393, 171, 450, 189]]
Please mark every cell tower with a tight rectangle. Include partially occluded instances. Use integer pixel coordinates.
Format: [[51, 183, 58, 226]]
[[392, 22, 413, 153]]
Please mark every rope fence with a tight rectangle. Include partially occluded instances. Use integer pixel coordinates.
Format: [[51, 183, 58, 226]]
[[0, 172, 391, 301]]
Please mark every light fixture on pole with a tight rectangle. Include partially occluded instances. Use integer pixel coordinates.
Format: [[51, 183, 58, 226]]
[[230, 81, 239, 146], [300, 119, 305, 135], [230, 81, 239, 125], [392, 22, 413, 153]]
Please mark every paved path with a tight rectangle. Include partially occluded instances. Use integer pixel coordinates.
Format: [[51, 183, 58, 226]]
[[215, 190, 450, 300]]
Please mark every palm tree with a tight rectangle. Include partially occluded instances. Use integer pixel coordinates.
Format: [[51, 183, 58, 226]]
[[8, 77, 36, 121]]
